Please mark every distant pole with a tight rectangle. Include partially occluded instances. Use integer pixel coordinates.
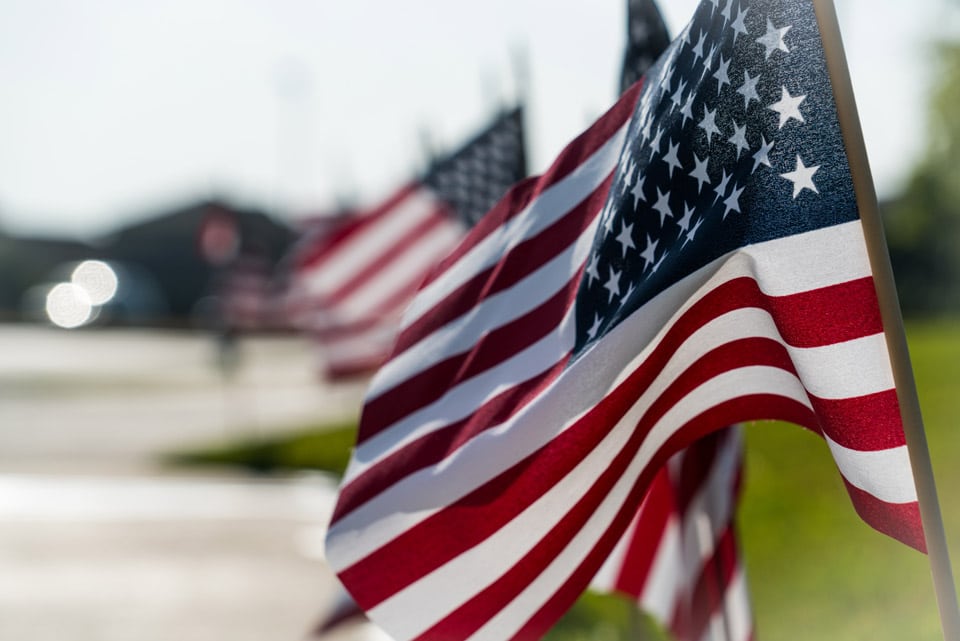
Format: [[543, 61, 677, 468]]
[[509, 42, 531, 106], [813, 1, 960, 639], [480, 68, 503, 114], [272, 58, 314, 221], [418, 125, 436, 174]]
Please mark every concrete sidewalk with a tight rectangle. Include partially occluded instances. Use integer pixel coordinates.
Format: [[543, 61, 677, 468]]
[[0, 474, 340, 641], [0, 326, 366, 472], [0, 326, 373, 640]]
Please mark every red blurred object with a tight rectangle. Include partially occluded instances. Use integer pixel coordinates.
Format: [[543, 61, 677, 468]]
[[198, 206, 240, 266]]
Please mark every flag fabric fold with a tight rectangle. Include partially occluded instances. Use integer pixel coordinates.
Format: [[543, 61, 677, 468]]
[[326, 0, 923, 638], [283, 107, 526, 379], [592, 425, 753, 641]]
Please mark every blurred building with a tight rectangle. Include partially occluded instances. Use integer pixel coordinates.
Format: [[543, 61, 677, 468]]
[[1, 198, 296, 329]]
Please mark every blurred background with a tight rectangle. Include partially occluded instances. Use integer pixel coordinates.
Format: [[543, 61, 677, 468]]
[[1, 1, 959, 640]]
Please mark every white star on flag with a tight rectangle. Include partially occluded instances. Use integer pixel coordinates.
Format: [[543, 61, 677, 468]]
[[639, 232, 659, 268], [677, 203, 696, 232], [728, 120, 750, 158], [737, 69, 761, 109], [730, 5, 749, 42], [723, 183, 745, 217], [689, 153, 712, 191], [631, 175, 647, 207], [654, 188, 673, 225], [603, 266, 622, 302], [616, 222, 636, 257], [769, 85, 807, 128], [752, 135, 775, 172], [713, 169, 731, 204], [756, 18, 791, 59], [663, 141, 683, 175], [780, 154, 820, 198], [714, 55, 731, 93], [585, 253, 601, 284], [699, 106, 721, 143]]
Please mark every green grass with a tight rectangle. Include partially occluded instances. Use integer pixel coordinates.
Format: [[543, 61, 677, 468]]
[[167, 318, 960, 640], [739, 423, 943, 640], [544, 592, 671, 641], [739, 319, 960, 641], [164, 420, 357, 476]]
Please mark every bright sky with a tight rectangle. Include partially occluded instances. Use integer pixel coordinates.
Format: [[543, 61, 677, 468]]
[[0, 0, 955, 238]]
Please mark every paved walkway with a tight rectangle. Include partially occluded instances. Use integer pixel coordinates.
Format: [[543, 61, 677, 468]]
[[0, 325, 375, 640], [0, 326, 366, 472]]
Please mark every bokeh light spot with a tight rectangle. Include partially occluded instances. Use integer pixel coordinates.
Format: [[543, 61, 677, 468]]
[[71, 260, 118, 305], [46, 283, 93, 328]]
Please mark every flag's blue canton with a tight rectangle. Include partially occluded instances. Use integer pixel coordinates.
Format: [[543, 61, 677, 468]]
[[574, 0, 857, 357], [424, 107, 527, 227]]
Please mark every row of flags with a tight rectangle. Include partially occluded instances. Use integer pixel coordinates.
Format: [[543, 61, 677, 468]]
[[214, 0, 945, 638], [280, 107, 527, 379], [295, 1, 755, 638]]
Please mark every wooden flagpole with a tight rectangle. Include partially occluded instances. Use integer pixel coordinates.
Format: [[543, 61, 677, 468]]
[[812, 1, 960, 638]]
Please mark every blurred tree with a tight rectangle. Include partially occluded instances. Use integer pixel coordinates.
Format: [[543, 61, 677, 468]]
[[884, 42, 960, 316]]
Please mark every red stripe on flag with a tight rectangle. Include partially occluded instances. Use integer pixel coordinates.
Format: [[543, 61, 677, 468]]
[[420, 177, 540, 291], [673, 431, 724, 513], [326, 357, 391, 380], [808, 390, 905, 451], [670, 526, 739, 641], [614, 472, 676, 596], [842, 478, 926, 553], [765, 276, 882, 347]]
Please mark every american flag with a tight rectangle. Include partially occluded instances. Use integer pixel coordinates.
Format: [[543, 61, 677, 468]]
[[283, 107, 526, 379], [621, 0, 672, 94], [592, 426, 752, 641], [325, 0, 923, 638]]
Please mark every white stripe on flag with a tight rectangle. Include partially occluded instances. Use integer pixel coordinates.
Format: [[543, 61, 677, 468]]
[[824, 437, 917, 504], [789, 333, 895, 400]]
